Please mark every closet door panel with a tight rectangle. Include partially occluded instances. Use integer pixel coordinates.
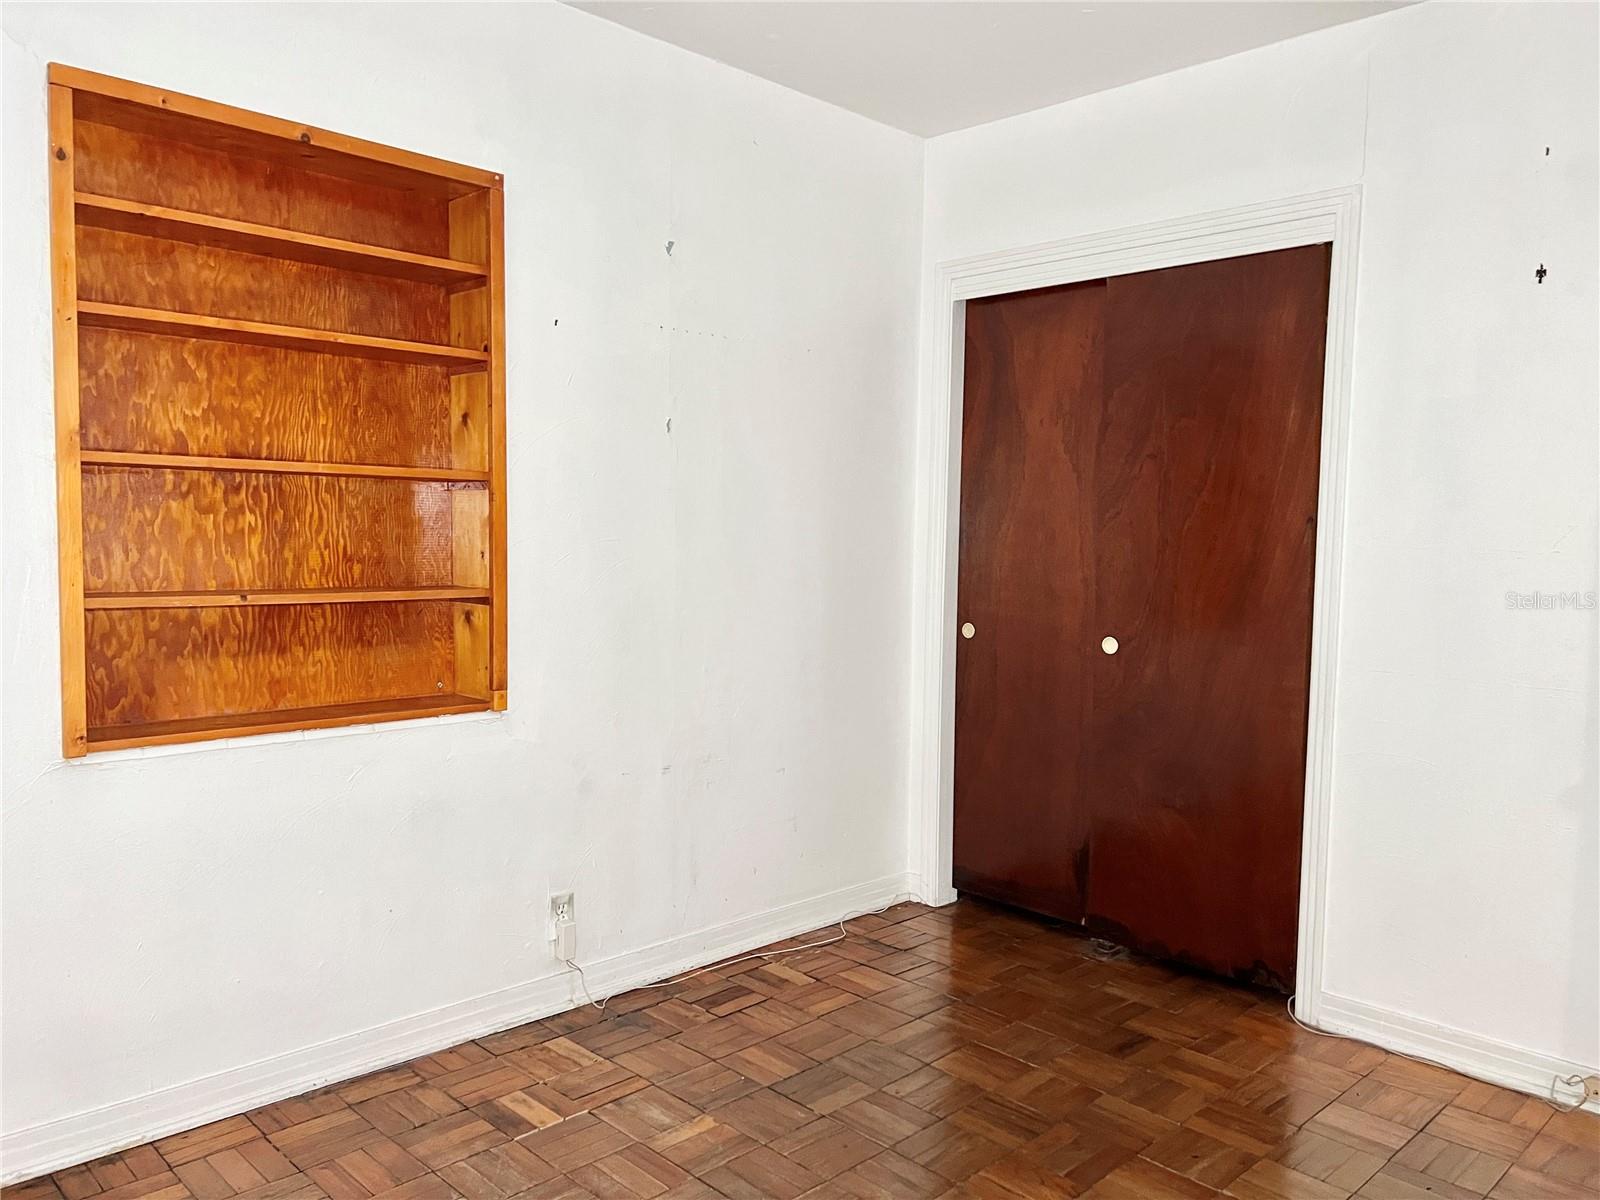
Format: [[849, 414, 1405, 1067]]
[[1088, 245, 1331, 987], [953, 281, 1105, 920]]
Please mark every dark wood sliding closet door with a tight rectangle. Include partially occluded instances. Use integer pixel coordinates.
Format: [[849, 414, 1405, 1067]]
[[953, 280, 1105, 922], [953, 245, 1331, 989]]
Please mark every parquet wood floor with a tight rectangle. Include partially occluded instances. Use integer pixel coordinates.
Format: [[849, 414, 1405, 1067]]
[[7, 900, 1596, 1199]]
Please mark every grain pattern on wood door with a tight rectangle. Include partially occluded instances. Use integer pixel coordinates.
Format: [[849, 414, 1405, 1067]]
[[1089, 245, 1331, 988], [953, 280, 1105, 920]]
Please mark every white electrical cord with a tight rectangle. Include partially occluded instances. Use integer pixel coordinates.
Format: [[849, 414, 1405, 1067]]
[[560, 901, 903, 1013], [1285, 994, 1590, 1114]]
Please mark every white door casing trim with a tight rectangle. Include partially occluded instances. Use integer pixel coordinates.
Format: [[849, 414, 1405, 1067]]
[[907, 186, 1363, 1024]]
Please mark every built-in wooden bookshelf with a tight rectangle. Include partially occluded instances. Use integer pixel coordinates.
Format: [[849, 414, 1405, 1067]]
[[48, 65, 507, 757]]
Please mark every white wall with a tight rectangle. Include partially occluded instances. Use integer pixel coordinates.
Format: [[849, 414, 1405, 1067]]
[[0, 1, 923, 1170], [4, 0, 1595, 1176], [921, 2, 1598, 1080]]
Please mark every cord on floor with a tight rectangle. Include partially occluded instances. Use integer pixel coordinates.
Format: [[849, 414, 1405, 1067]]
[[1285, 994, 1590, 1114], [562, 915, 1590, 1116], [560, 901, 903, 1013]]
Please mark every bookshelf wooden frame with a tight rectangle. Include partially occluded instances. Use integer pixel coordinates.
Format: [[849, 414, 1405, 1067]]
[[48, 65, 508, 757]]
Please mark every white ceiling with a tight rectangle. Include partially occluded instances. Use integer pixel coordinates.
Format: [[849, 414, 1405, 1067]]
[[568, 1, 1409, 136]]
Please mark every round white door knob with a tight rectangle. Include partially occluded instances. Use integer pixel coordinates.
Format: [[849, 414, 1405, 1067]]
[[1101, 636, 1119, 654], [961, 622, 975, 639]]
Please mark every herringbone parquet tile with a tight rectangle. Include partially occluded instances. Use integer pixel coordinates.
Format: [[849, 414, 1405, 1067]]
[[7, 901, 1597, 1199]]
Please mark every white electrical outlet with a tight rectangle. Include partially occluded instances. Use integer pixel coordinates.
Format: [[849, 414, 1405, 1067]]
[[550, 892, 576, 961]]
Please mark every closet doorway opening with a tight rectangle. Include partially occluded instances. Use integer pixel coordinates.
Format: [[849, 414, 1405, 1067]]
[[912, 188, 1361, 1022]]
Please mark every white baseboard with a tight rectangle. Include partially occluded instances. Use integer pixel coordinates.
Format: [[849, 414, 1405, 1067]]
[[902, 869, 957, 908], [0, 873, 920, 1185], [1317, 991, 1599, 1113]]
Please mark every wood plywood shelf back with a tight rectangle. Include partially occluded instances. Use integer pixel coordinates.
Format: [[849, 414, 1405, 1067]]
[[52, 64, 500, 197], [87, 694, 492, 753], [49, 65, 508, 757]]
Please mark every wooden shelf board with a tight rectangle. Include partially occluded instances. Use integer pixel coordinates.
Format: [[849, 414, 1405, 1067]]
[[80, 449, 489, 483], [78, 301, 490, 369], [85, 587, 491, 610], [86, 693, 490, 752], [53, 64, 500, 197], [76, 193, 489, 285]]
